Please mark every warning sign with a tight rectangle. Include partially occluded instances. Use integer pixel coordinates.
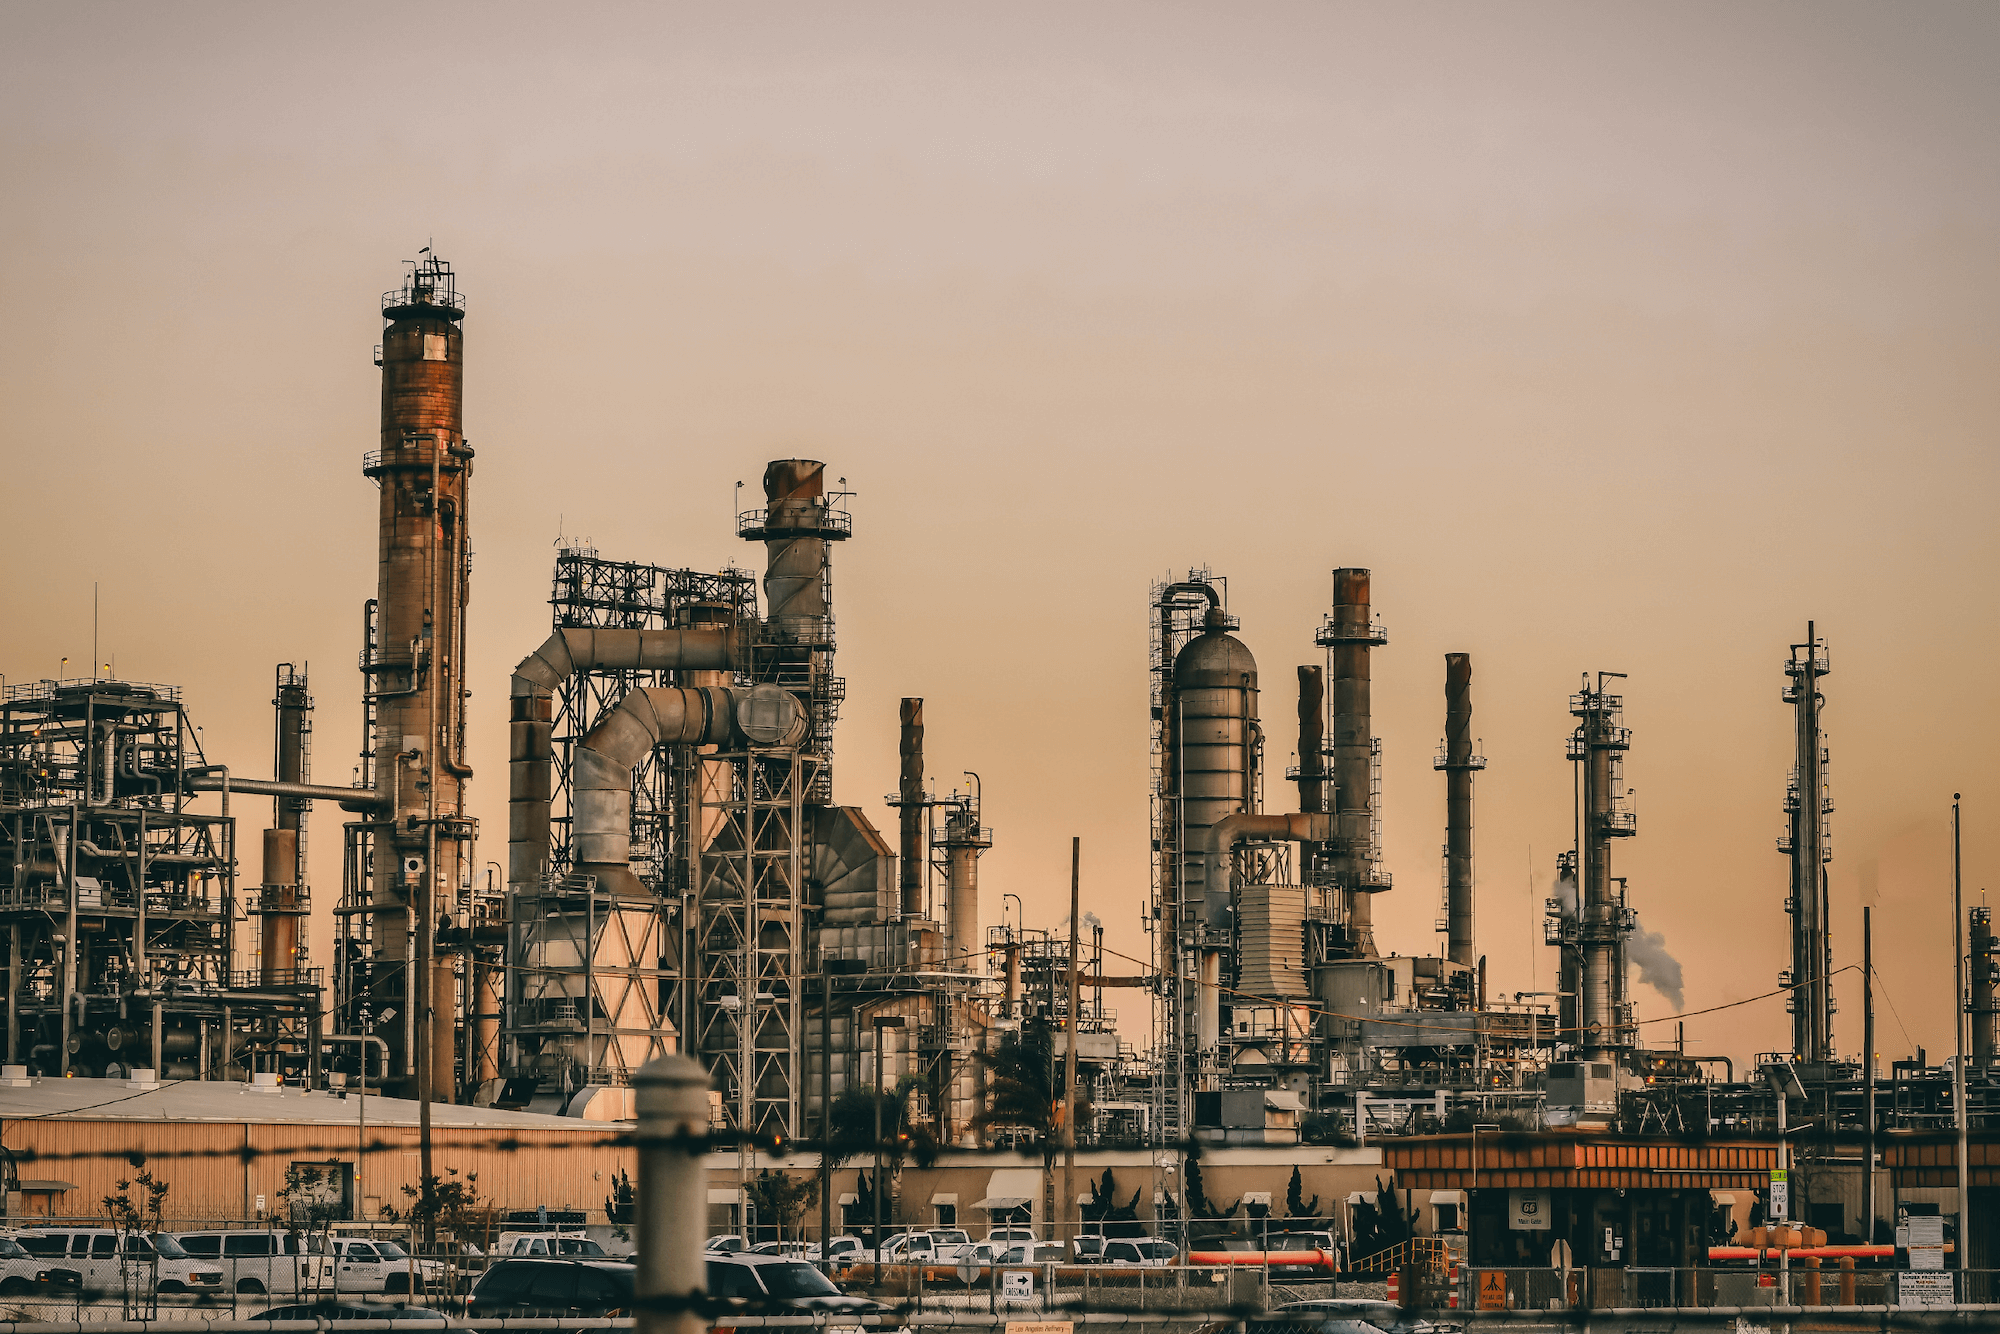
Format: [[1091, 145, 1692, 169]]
[[1898, 1272, 1953, 1308], [1477, 1270, 1509, 1310]]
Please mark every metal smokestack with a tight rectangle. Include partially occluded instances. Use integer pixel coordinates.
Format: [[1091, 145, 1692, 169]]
[[1972, 906, 1997, 1071], [365, 253, 472, 1103], [1436, 653, 1483, 967], [899, 699, 924, 917], [259, 665, 312, 986], [1569, 674, 1637, 1060], [1782, 624, 1834, 1064], [1316, 569, 1389, 957], [1295, 666, 1326, 816]]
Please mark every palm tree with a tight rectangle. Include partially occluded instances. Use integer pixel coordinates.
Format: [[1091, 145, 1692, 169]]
[[972, 1020, 1092, 1227]]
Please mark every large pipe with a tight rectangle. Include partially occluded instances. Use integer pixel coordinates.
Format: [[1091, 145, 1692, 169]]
[[1171, 608, 1260, 928], [1441, 654, 1478, 967], [1319, 569, 1386, 957], [506, 626, 742, 897], [1201, 811, 1339, 908], [185, 774, 385, 811], [899, 699, 924, 917], [570, 684, 806, 896]]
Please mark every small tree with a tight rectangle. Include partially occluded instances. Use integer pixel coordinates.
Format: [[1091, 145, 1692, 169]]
[[102, 1152, 169, 1233], [746, 1170, 819, 1243], [1284, 1165, 1320, 1221], [383, 1167, 487, 1243], [275, 1161, 347, 1228]]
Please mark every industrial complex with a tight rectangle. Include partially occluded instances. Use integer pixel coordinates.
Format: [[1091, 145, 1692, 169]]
[[1, 255, 1992, 1289]]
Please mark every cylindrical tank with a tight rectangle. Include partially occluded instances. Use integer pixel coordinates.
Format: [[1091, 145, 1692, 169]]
[[368, 255, 472, 1103], [260, 828, 300, 983], [1171, 608, 1259, 928], [940, 807, 990, 974]]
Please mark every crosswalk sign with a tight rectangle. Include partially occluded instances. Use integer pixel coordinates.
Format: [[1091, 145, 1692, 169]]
[[1478, 1270, 1509, 1310]]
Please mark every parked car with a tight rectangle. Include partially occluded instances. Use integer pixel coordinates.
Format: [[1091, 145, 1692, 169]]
[[463, 1259, 634, 1318], [807, 1236, 872, 1265], [972, 1242, 1064, 1267], [877, 1232, 940, 1265], [497, 1235, 610, 1260], [1102, 1239, 1178, 1267], [926, 1229, 971, 1262], [0, 1234, 62, 1295], [1071, 1234, 1106, 1263], [986, 1226, 1036, 1246], [704, 1234, 747, 1253], [748, 1240, 809, 1257], [705, 1254, 888, 1315], [174, 1229, 318, 1295], [257, 1300, 447, 1323], [11, 1229, 224, 1296]]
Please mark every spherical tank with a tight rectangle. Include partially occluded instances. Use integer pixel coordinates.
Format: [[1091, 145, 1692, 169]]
[[1171, 609, 1259, 923]]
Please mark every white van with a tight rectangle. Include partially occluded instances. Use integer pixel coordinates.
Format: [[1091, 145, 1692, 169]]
[[11, 1229, 224, 1296], [172, 1230, 318, 1296]]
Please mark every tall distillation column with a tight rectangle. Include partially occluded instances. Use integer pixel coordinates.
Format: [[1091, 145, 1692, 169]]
[[1170, 604, 1259, 1079], [1971, 906, 1998, 1071], [1434, 654, 1484, 967], [1569, 675, 1637, 1060], [363, 253, 473, 1102], [1315, 569, 1390, 957], [259, 666, 312, 986], [899, 699, 925, 917], [1781, 624, 1834, 1064]]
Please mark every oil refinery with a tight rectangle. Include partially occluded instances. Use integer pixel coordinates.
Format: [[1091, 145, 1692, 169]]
[[1, 255, 1992, 1284]]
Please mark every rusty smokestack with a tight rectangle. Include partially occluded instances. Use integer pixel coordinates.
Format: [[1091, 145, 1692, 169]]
[[899, 698, 925, 917], [259, 665, 311, 986], [1438, 653, 1480, 967], [367, 253, 472, 1102]]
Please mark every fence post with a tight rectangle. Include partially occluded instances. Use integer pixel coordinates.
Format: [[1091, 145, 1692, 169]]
[[635, 1054, 714, 1334]]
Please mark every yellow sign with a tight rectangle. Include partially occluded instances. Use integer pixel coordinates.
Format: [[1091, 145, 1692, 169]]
[[1007, 1324, 1074, 1334], [1477, 1270, 1509, 1311]]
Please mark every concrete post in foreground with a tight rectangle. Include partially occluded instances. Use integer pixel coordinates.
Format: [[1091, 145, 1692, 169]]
[[636, 1055, 713, 1334]]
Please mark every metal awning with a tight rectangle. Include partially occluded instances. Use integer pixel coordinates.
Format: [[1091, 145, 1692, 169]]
[[1430, 1190, 1467, 1205], [1264, 1091, 1307, 1110], [838, 1193, 859, 1206], [930, 1193, 957, 1206], [707, 1188, 741, 1205], [1241, 1191, 1272, 1206], [971, 1196, 1032, 1210], [15, 1181, 73, 1192]]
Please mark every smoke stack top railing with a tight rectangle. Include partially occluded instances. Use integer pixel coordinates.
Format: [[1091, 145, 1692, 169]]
[[381, 254, 464, 319]]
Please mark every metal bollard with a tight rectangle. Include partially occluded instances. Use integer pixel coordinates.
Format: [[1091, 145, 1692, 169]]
[[635, 1055, 714, 1334], [1838, 1255, 1855, 1306]]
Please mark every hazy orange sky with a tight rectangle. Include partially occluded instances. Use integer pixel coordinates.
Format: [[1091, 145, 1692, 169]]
[[4, 3, 1995, 1072]]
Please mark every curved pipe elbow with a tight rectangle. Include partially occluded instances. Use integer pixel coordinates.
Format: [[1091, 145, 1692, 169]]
[[1202, 811, 1338, 902], [509, 626, 740, 698]]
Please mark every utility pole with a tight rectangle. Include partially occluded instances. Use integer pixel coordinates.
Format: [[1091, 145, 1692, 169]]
[[1063, 837, 1080, 1250], [1952, 795, 1968, 1274], [1862, 906, 1876, 1243]]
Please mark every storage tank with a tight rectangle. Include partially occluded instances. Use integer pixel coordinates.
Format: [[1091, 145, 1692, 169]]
[[1171, 607, 1260, 928]]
